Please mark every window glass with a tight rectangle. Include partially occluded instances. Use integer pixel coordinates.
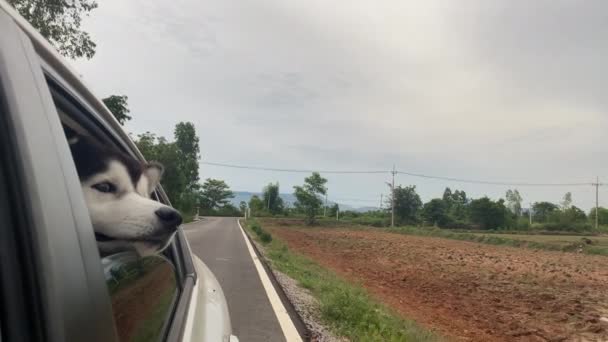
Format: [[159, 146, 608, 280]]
[[102, 253, 178, 342]]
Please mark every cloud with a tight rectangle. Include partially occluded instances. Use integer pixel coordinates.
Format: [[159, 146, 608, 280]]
[[71, 0, 608, 209]]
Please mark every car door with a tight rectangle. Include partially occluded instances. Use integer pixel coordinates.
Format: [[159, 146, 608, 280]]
[[0, 8, 117, 342]]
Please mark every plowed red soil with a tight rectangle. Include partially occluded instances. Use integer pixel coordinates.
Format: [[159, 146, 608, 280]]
[[265, 221, 608, 341]]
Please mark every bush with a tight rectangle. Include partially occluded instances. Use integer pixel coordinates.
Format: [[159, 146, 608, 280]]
[[260, 231, 273, 243], [248, 220, 273, 244]]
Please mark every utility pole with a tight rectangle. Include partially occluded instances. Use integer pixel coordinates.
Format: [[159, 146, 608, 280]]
[[324, 193, 328, 217], [595, 176, 600, 230], [385, 165, 397, 227], [391, 165, 396, 227], [380, 194, 383, 210], [529, 203, 532, 226], [336, 207, 339, 221]]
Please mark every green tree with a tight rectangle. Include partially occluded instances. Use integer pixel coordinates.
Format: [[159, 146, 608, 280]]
[[239, 201, 248, 215], [449, 189, 468, 221], [133, 123, 201, 212], [134, 132, 187, 205], [468, 197, 509, 229], [248, 195, 265, 215], [174, 122, 200, 189], [532, 202, 559, 223], [262, 182, 284, 215], [421, 199, 450, 227], [391, 185, 422, 225], [293, 172, 327, 225], [8, 0, 98, 59], [590, 207, 608, 225], [102, 95, 131, 125], [200, 179, 234, 209], [442, 188, 454, 208], [505, 189, 523, 216], [561, 192, 573, 210]]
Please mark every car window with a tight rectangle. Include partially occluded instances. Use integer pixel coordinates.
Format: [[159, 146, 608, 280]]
[[48, 85, 180, 342], [103, 253, 178, 342]]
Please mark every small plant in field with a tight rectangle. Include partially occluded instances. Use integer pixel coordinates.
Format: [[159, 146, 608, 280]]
[[260, 231, 272, 243]]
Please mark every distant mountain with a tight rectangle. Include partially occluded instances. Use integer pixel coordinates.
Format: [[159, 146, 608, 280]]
[[230, 191, 376, 212]]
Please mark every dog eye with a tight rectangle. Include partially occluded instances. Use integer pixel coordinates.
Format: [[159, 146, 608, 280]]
[[92, 182, 117, 193]]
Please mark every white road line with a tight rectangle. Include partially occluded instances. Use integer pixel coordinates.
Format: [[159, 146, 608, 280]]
[[236, 219, 303, 342]]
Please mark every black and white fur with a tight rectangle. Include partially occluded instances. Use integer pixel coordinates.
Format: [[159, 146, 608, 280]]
[[67, 130, 181, 257]]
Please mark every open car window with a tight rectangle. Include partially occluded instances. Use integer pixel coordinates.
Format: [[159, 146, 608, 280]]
[[49, 80, 181, 342]]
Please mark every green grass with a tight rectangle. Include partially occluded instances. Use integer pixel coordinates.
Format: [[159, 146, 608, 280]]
[[243, 220, 440, 342], [386, 226, 608, 256]]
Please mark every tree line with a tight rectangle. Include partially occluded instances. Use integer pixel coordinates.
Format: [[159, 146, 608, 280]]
[[242, 174, 606, 232]]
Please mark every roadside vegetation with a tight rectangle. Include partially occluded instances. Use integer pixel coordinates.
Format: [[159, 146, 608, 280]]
[[243, 219, 440, 342]]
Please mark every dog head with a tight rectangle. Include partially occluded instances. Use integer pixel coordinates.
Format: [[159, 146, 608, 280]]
[[67, 132, 181, 257]]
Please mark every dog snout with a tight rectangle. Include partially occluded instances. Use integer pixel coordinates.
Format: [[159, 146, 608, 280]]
[[155, 207, 182, 228]]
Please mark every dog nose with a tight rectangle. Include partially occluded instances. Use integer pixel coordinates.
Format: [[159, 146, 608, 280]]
[[155, 207, 182, 228]]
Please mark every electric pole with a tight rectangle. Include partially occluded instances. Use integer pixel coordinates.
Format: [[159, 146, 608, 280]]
[[595, 176, 600, 230], [390, 165, 396, 227], [324, 193, 328, 217], [529, 203, 532, 226], [380, 193, 383, 210]]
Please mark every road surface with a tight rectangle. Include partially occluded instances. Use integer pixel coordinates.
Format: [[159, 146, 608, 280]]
[[183, 217, 288, 342]]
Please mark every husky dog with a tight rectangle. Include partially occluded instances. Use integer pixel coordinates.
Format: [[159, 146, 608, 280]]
[[66, 130, 182, 257]]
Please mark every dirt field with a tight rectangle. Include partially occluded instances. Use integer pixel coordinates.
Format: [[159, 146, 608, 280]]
[[264, 220, 608, 341]]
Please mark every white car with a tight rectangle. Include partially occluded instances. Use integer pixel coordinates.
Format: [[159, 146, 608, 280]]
[[0, 1, 237, 341]]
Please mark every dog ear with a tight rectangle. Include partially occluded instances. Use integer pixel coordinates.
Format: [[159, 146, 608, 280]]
[[144, 162, 164, 194]]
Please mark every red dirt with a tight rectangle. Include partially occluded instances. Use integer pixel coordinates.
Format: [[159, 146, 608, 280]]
[[265, 222, 608, 342]]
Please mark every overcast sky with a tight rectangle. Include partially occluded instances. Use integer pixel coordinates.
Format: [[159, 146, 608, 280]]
[[72, 0, 608, 210]]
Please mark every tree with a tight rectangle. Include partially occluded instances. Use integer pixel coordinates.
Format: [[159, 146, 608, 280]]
[[442, 188, 454, 207], [532, 202, 559, 223], [8, 0, 98, 59], [448, 189, 468, 221], [505, 189, 523, 216], [293, 172, 327, 225], [102, 95, 131, 125], [561, 192, 573, 210], [589, 207, 608, 225], [391, 185, 422, 225], [564, 206, 587, 222], [134, 132, 187, 205], [248, 195, 265, 215], [239, 201, 248, 215], [262, 182, 284, 215], [174, 122, 200, 189], [468, 197, 509, 229], [199, 179, 234, 210], [421, 199, 450, 227]]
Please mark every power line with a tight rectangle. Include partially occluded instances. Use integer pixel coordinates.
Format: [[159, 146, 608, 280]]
[[330, 197, 379, 203], [395, 171, 592, 187], [202, 161, 594, 187], [201, 162, 387, 174]]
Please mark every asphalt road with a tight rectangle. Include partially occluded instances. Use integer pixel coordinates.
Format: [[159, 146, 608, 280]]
[[184, 217, 287, 342]]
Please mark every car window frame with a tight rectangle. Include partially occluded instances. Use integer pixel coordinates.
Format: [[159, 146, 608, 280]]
[[0, 71, 45, 342]]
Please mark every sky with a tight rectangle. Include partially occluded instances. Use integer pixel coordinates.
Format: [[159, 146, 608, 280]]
[[71, 0, 608, 210]]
